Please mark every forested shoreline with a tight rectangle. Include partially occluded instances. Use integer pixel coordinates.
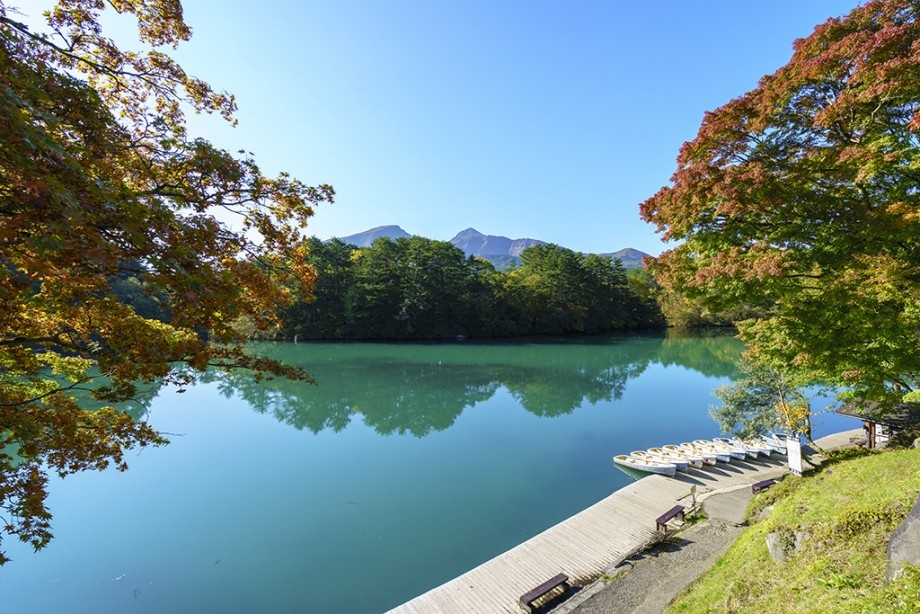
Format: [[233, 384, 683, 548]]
[[272, 236, 665, 340]]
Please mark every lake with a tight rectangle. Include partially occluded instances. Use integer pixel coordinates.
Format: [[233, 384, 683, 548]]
[[0, 333, 858, 613]]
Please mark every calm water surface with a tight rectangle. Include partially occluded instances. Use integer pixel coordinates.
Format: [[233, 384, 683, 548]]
[[1, 333, 857, 613]]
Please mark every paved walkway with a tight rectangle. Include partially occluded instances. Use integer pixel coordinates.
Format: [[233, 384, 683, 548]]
[[559, 429, 864, 614], [388, 449, 793, 613]]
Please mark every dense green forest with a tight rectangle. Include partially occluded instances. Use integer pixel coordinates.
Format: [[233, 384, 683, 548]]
[[276, 236, 664, 340]]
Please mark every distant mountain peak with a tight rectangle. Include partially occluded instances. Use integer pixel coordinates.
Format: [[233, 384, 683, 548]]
[[598, 248, 651, 269], [449, 228, 544, 258], [453, 227, 485, 238], [336, 225, 411, 247], [333, 226, 650, 269]]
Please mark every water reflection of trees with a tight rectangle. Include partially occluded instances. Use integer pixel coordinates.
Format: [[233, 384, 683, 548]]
[[499, 346, 650, 416], [198, 334, 742, 437], [657, 329, 743, 378], [66, 371, 161, 421], [201, 361, 499, 436]]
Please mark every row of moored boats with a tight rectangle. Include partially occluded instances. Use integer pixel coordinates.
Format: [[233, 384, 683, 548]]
[[613, 434, 791, 478]]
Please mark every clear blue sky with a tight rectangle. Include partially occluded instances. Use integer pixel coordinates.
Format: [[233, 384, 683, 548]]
[[32, 1, 865, 255]]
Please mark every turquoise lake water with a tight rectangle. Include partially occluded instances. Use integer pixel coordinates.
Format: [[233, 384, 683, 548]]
[[0, 333, 858, 613]]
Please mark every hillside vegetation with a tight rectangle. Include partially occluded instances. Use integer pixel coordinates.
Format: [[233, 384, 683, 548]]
[[277, 236, 664, 340], [670, 448, 920, 613]]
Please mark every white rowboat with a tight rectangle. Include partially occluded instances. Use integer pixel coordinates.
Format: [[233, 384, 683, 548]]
[[694, 439, 746, 461], [649, 447, 703, 469], [667, 444, 715, 466], [768, 432, 797, 449], [713, 437, 761, 460], [758, 436, 787, 454], [639, 449, 690, 472], [738, 438, 774, 457], [613, 454, 677, 477], [678, 442, 726, 464]]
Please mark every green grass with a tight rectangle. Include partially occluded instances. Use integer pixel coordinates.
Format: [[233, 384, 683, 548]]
[[668, 447, 920, 613]]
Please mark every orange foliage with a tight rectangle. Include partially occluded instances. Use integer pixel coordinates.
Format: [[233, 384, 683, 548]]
[[0, 1, 331, 562]]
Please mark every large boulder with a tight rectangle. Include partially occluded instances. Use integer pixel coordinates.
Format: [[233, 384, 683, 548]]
[[765, 532, 790, 563], [887, 494, 920, 580], [765, 530, 807, 564]]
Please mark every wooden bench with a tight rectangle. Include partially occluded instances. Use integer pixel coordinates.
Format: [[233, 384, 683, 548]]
[[752, 478, 777, 493], [655, 504, 685, 532], [519, 573, 569, 613]]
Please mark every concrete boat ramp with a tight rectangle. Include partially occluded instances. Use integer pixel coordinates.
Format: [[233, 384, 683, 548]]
[[388, 455, 789, 614]]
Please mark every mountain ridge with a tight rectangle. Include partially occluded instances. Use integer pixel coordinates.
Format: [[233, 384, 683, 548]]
[[449, 227, 546, 258], [332, 225, 650, 269]]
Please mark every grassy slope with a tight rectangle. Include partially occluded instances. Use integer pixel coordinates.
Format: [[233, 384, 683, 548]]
[[669, 448, 920, 613]]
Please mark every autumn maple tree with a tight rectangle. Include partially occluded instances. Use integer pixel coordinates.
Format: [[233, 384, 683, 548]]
[[641, 1, 920, 416], [0, 0, 332, 562]]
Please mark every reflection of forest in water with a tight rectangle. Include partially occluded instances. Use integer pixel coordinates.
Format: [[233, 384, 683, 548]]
[[196, 331, 743, 437]]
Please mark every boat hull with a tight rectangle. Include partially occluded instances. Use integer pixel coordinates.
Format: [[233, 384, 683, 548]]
[[649, 447, 702, 469], [764, 433, 794, 454], [674, 443, 718, 465], [613, 455, 677, 477], [694, 440, 745, 461], [758, 436, 788, 454], [686, 441, 732, 463], [739, 439, 773, 457], [633, 450, 689, 472], [713, 437, 761, 460]]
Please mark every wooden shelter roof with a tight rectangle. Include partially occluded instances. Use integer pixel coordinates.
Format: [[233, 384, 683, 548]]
[[836, 402, 920, 430]]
